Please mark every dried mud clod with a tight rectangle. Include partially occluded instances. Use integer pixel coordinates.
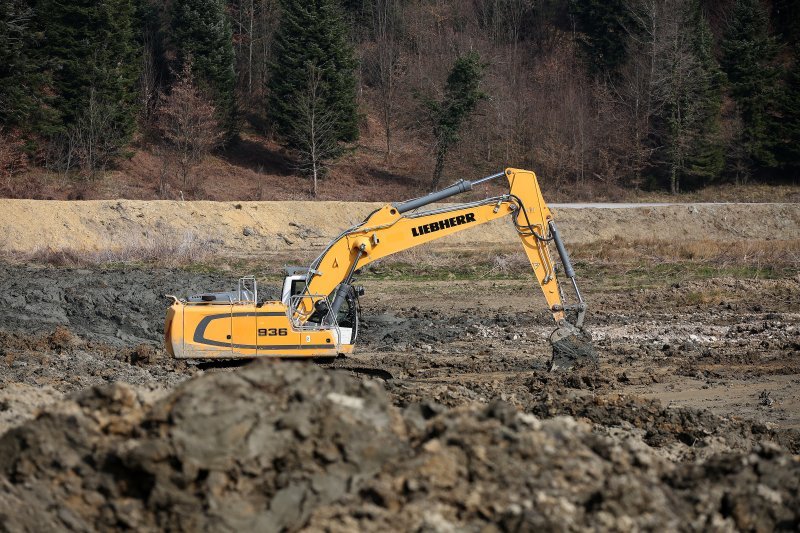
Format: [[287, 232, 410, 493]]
[[126, 344, 158, 366], [46, 325, 78, 351]]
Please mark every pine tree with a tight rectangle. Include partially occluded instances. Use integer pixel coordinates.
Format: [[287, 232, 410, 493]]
[[569, 0, 630, 76], [773, 0, 800, 46], [35, 0, 140, 139], [721, 0, 781, 180], [423, 51, 487, 190], [0, 0, 48, 129], [268, 0, 359, 150], [683, 7, 725, 187], [171, 0, 237, 140], [775, 49, 800, 172]]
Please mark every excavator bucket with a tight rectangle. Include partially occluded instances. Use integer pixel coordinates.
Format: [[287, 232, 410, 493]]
[[549, 325, 598, 371], [547, 299, 597, 371]]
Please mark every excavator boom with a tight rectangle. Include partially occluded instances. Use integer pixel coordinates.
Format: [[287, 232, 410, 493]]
[[302, 169, 567, 320]]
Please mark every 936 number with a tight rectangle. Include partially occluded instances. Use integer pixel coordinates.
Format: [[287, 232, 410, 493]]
[[258, 328, 288, 336]]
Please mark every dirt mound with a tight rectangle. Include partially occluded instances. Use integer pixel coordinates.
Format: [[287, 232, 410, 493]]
[[0, 362, 405, 531], [0, 264, 280, 346], [0, 327, 195, 434], [1, 361, 798, 531]]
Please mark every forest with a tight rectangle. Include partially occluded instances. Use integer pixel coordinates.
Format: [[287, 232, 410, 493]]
[[0, 0, 798, 200]]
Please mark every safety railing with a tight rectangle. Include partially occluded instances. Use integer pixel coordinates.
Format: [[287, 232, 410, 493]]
[[288, 293, 341, 351], [237, 276, 257, 304]]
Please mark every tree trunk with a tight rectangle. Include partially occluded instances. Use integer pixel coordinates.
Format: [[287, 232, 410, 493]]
[[670, 163, 679, 194], [248, 0, 254, 97], [384, 100, 392, 157], [431, 144, 447, 191], [312, 160, 318, 197]]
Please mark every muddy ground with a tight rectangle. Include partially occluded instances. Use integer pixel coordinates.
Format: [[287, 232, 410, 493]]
[[0, 262, 799, 530]]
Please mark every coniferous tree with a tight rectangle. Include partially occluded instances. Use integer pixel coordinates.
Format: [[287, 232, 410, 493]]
[[773, 0, 800, 46], [35, 0, 140, 139], [171, 0, 237, 140], [775, 50, 800, 172], [569, 0, 630, 77], [683, 7, 725, 187], [424, 51, 487, 190], [268, 0, 359, 155], [721, 0, 781, 181], [0, 0, 49, 130]]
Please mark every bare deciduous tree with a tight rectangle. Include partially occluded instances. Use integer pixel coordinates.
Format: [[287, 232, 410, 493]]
[[156, 61, 223, 194], [230, 0, 280, 111], [615, 0, 675, 182], [69, 88, 125, 178], [289, 63, 340, 197], [139, 35, 159, 124], [662, 4, 697, 194], [372, 0, 403, 156], [618, 0, 710, 193]]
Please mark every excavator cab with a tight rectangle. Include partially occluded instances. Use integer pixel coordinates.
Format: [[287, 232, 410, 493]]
[[281, 268, 360, 346]]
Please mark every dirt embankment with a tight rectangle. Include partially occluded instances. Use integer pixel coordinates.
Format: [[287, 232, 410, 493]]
[[1, 199, 798, 256], [0, 265, 276, 346]]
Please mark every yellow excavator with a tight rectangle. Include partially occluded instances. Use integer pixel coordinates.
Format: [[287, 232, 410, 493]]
[[165, 168, 596, 369]]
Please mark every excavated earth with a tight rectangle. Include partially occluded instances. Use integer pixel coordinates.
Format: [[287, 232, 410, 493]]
[[0, 261, 799, 531]]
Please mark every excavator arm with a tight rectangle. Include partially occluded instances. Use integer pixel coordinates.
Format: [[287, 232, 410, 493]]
[[298, 168, 595, 367]]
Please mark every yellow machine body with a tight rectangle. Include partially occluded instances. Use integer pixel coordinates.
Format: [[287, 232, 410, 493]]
[[165, 301, 351, 359], [165, 168, 583, 360]]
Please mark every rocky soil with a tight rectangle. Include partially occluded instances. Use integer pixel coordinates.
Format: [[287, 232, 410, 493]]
[[1, 263, 799, 531], [1, 362, 798, 532]]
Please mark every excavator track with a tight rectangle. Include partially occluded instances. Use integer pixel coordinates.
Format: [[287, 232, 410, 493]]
[[314, 355, 396, 380]]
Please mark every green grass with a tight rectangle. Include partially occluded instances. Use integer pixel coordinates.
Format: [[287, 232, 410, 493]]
[[355, 259, 792, 286], [3, 238, 793, 288], [358, 263, 523, 281]]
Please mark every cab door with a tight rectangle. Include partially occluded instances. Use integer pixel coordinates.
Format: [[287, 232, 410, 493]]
[[335, 294, 356, 345]]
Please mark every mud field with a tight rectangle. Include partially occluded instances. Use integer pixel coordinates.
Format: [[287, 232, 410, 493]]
[[0, 257, 798, 531]]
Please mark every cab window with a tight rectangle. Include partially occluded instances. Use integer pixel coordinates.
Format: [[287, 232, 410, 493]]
[[337, 295, 355, 328], [290, 279, 306, 296]]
